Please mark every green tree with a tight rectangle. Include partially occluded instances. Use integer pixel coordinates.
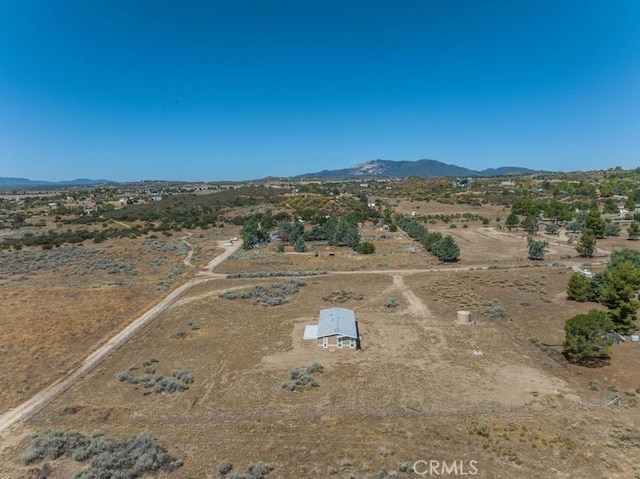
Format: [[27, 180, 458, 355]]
[[505, 213, 519, 231], [603, 199, 618, 214], [240, 218, 268, 250], [564, 310, 614, 364], [512, 196, 540, 216], [584, 209, 607, 238], [587, 272, 607, 302], [576, 230, 597, 258], [606, 248, 640, 270], [545, 223, 559, 235], [627, 222, 640, 240], [357, 241, 375, 254], [606, 221, 621, 236], [521, 215, 538, 234], [527, 237, 547, 260], [599, 260, 640, 334], [432, 235, 460, 262], [566, 273, 590, 302], [624, 196, 635, 212], [293, 236, 307, 252], [422, 231, 443, 252]]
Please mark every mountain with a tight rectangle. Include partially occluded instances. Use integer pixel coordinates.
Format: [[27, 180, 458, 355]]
[[0, 177, 113, 186], [295, 159, 542, 179]]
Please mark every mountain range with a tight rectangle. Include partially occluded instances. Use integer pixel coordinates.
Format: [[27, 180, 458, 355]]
[[295, 159, 542, 179], [0, 177, 113, 187], [1, 159, 543, 186]]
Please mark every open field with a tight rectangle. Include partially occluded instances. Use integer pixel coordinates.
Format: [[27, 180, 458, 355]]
[[0, 226, 240, 415], [1, 220, 639, 478]]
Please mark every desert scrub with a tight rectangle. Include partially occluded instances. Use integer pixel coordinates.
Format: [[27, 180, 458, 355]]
[[22, 429, 182, 477], [157, 266, 185, 290], [187, 320, 200, 330], [220, 279, 306, 306], [226, 270, 327, 279], [218, 460, 274, 479], [281, 362, 323, 391], [0, 246, 137, 277], [117, 360, 194, 394], [385, 297, 398, 308], [483, 298, 506, 318], [322, 290, 363, 303]]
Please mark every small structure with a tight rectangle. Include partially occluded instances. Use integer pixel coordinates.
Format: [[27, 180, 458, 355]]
[[456, 310, 472, 324], [315, 307, 360, 350]]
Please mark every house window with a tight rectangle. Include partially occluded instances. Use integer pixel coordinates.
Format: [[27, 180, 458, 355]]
[[337, 337, 343, 349], [322, 337, 328, 348], [349, 338, 357, 349]]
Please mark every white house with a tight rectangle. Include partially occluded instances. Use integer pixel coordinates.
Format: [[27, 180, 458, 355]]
[[313, 307, 360, 351]]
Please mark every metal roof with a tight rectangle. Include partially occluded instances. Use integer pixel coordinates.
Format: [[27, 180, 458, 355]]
[[317, 307, 358, 339]]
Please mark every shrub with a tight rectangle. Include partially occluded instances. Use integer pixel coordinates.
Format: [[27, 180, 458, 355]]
[[357, 241, 375, 254], [117, 361, 193, 394], [307, 361, 324, 374], [484, 298, 506, 318], [282, 363, 323, 391], [22, 430, 182, 478], [218, 459, 233, 475], [385, 298, 397, 308], [246, 461, 273, 479]]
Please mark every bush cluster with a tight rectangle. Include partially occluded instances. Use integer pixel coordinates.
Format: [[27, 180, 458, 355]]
[[0, 246, 136, 277], [281, 362, 323, 391], [226, 270, 327, 279], [218, 460, 274, 479], [117, 360, 194, 394], [483, 298, 506, 318], [322, 290, 363, 303], [22, 429, 182, 478], [220, 279, 306, 306]]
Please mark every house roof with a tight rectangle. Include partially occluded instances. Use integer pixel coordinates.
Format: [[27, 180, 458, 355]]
[[317, 307, 358, 339]]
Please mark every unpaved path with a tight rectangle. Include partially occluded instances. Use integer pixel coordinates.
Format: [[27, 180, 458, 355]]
[[180, 233, 195, 267], [0, 240, 243, 436]]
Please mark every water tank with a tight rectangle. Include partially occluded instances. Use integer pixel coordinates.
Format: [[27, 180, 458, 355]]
[[457, 310, 471, 324]]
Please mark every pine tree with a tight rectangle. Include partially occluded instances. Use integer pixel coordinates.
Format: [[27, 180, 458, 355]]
[[564, 310, 614, 364], [576, 230, 597, 258], [599, 260, 640, 334], [294, 236, 307, 253], [433, 235, 460, 262], [566, 273, 590, 302], [505, 213, 519, 231]]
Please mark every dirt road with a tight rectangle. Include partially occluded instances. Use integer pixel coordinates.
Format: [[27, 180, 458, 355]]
[[0, 240, 243, 435]]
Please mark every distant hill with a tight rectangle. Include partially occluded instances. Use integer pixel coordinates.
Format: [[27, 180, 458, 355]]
[[295, 159, 541, 179], [0, 177, 114, 186]]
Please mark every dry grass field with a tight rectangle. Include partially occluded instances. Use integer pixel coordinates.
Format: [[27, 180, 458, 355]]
[[1, 217, 639, 478], [0, 226, 240, 415]]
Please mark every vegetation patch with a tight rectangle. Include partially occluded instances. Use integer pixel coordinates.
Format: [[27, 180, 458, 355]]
[[226, 270, 327, 279], [323, 290, 364, 303], [22, 429, 182, 478], [117, 359, 194, 394], [281, 362, 323, 391], [217, 459, 274, 479], [220, 279, 306, 306]]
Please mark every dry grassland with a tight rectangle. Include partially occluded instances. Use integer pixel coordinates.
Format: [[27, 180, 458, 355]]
[[3, 266, 639, 478], [0, 227, 239, 414], [1, 220, 639, 479]]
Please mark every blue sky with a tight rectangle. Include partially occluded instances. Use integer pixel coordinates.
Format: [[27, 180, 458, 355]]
[[1, 1, 639, 182]]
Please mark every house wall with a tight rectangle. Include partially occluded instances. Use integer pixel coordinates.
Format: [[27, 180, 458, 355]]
[[317, 335, 358, 350]]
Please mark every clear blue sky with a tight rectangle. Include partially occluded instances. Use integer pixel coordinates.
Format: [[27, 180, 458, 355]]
[[1, 1, 639, 182]]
